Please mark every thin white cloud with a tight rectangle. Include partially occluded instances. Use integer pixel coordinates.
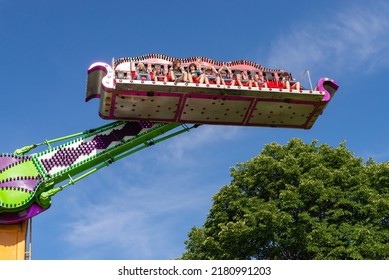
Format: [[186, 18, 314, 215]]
[[60, 170, 218, 259], [57, 123, 242, 258], [359, 150, 389, 162], [266, 2, 389, 78], [112, 124, 242, 173], [107, 124, 242, 170], [161, 125, 241, 164]]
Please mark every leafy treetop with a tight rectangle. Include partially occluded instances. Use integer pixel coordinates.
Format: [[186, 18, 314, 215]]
[[181, 138, 389, 260]]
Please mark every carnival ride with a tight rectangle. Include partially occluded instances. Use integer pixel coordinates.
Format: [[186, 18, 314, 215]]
[[0, 54, 339, 259]]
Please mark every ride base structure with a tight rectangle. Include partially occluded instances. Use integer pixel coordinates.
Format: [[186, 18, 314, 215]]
[[0, 54, 339, 259]]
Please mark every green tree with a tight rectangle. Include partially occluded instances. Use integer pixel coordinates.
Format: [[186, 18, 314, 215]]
[[181, 139, 389, 259]]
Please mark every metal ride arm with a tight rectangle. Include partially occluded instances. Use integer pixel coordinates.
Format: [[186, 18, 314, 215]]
[[0, 121, 200, 224], [0, 120, 198, 259], [37, 122, 198, 206]]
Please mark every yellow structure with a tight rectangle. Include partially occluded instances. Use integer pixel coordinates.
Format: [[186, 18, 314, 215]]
[[0, 220, 29, 260]]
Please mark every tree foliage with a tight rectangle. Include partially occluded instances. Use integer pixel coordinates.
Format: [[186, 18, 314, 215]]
[[181, 139, 389, 259]]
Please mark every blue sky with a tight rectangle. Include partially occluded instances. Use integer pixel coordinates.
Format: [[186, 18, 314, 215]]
[[1, 0, 389, 259]]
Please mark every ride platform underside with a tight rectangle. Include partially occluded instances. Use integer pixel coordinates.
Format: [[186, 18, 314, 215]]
[[86, 54, 339, 129]]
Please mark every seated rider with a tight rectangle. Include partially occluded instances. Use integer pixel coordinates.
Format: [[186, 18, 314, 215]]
[[136, 62, 151, 81], [152, 64, 167, 82], [203, 65, 220, 85], [249, 71, 268, 89], [218, 65, 232, 86], [281, 72, 300, 90], [231, 69, 249, 87], [188, 62, 205, 84], [169, 59, 188, 83]]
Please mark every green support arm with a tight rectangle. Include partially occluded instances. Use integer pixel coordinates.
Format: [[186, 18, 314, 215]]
[[0, 121, 199, 224]]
